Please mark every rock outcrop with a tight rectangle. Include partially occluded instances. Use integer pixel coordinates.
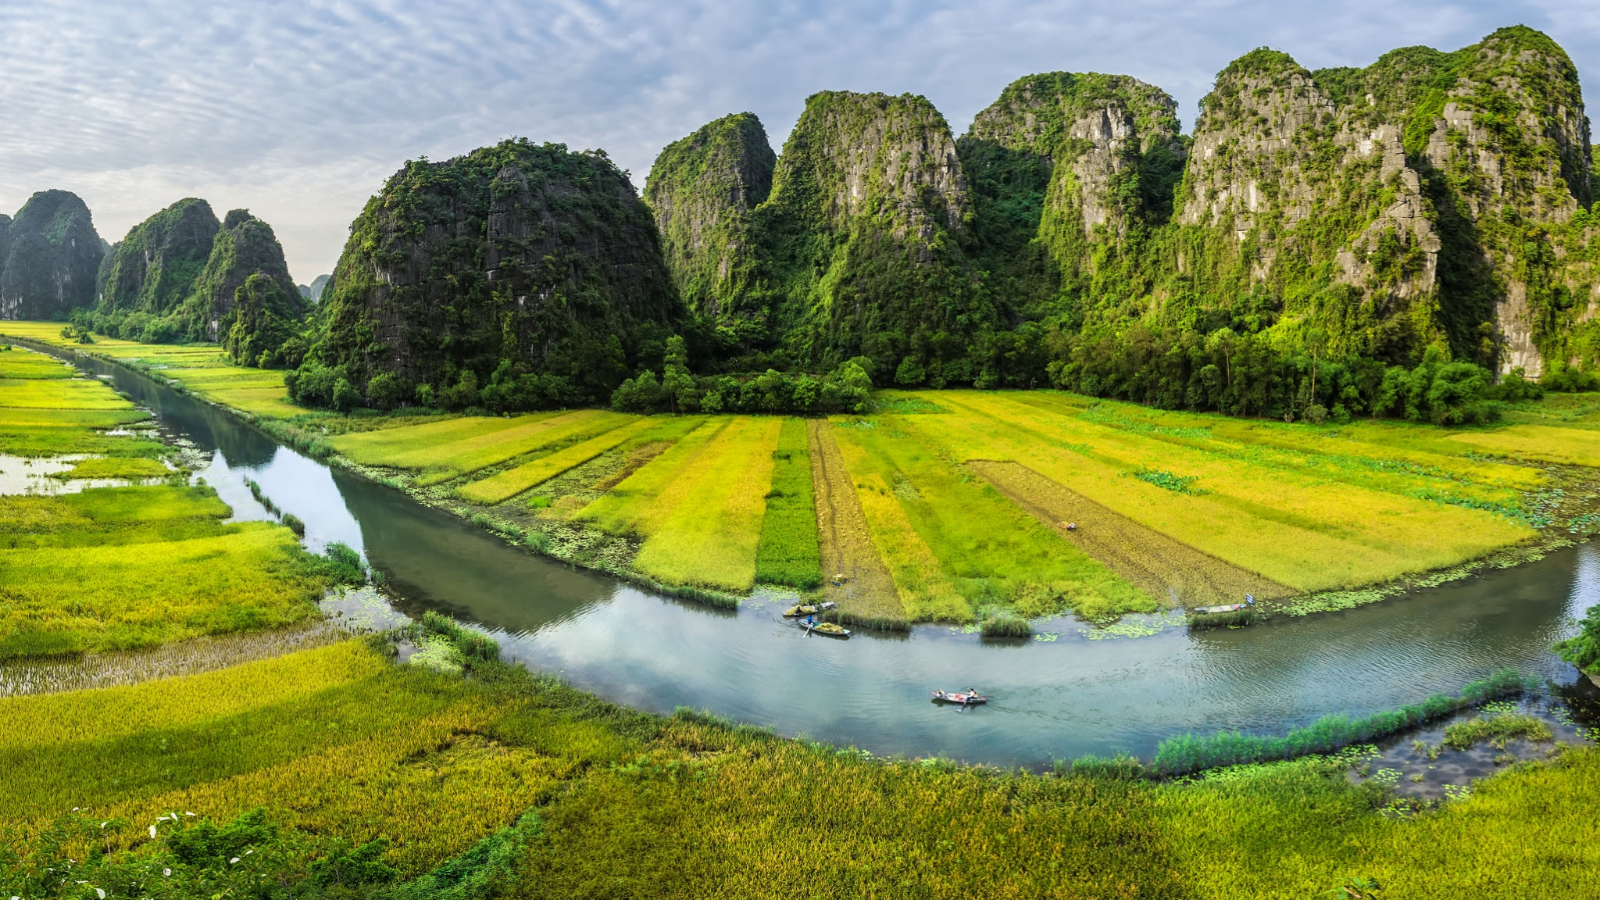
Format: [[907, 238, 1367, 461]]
[[1167, 28, 1596, 372], [298, 274, 330, 303], [0, 190, 105, 320], [180, 209, 304, 347], [960, 73, 1185, 317], [95, 198, 220, 317], [758, 91, 989, 370], [643, 113, 774, 325], [307, 139, 684, 406]]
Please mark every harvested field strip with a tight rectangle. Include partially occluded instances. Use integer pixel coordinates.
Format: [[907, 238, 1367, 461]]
[[577, 418, 727, 534], [848, 471, 970, 621], [0, 377, 135, 409], [832, 416, 1151, 622], [457, 417, 658, 505], [632, 416, 783, 591], [971, 461, 1293, 608], [929, 393, 1534, 591], [754, 418, 822, 589], [808, 421, 902, 624]]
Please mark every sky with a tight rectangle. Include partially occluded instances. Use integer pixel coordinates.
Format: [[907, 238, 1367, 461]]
[[2, 0, 1596, 284]]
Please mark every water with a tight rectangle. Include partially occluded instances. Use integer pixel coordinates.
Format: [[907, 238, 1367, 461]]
[[62, 348, 1600, 768]]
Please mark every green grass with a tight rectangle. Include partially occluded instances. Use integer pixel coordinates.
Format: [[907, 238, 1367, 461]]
[[754, 417, 822, 589], [5, 635, 1598, 899], [49, 456, 170, 480]]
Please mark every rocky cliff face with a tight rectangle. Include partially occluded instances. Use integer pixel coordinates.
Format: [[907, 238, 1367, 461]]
[[960, 73, 1185, 318], [95, 198, 220, 317], [0, 190, 104, 320], [180, 209, 304, 347], [643, 113, 774, 325], [1168, 28, 1596, 373], [310, 139, 684, 404], [752, 91, 989, 369], [298, 274, 330, 303]]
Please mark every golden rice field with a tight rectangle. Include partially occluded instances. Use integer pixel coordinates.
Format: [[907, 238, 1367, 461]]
[[4, 634, 1596, 899], [455, 416, 658, 504]]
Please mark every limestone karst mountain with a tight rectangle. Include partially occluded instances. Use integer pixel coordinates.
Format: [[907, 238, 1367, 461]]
[[0, 190, 105, 320], [298, 274, 331, 302], [643, 112, 774, 330], [94, 198, 221, 339], [295, 139, 684, 409]]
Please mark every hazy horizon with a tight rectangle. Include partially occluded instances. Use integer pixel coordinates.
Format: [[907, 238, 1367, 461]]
[[2, 0, 1595, 285]]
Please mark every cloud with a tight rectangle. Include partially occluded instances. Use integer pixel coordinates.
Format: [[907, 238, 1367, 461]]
[[1, 0, 1592, 282]]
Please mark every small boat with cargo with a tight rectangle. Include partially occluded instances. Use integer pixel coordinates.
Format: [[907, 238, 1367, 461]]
[[931, 689, 987, 706]]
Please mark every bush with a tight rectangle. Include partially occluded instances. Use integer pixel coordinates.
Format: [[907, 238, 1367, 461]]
[[367, 372, 404, 410], [1554, 603, 1600, 675], [980, 612, 1032, 637]]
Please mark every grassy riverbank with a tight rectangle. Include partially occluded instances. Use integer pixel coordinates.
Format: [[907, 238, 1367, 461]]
[[8, 321, 1600, 630], [3, 626, 1597, 899]]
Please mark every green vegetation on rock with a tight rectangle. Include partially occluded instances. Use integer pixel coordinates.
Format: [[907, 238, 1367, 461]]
[[0, 190, 105, 321], [294, 138, 685, 411]]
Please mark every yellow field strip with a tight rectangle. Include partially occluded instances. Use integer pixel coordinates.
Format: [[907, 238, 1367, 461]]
[[847, 472, 971, 621], [927, 392, 1534, 592], [456, 418, 659, 504], [576, 418, 727, 534], [630, 416, 784, 591]]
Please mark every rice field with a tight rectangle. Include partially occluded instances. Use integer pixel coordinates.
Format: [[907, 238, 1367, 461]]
[[456, 416, 658, 504], [832, 415, 1153, 622], [5, 630, 1596, 899], [627, 416, 783, 591], [331, 409, 634, 485], [753, 418, 823, 589], [911, 392, 1538, 593], [0, 357, 331, 659]]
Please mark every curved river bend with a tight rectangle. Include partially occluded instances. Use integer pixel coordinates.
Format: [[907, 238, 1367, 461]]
[[75, 351, 1600, 767]]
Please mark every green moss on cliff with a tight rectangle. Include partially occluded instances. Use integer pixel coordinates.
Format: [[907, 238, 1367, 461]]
[[643, 113, 774, 331], [299, 138, 685, 410], [95, 198, 220, 319]]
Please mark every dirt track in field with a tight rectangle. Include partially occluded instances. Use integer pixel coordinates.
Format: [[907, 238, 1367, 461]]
[[970, 460, 1294, 608], [808, 421, 903, 622]]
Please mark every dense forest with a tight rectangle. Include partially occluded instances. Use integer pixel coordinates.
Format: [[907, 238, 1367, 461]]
[[9, 26, 1600, 423]]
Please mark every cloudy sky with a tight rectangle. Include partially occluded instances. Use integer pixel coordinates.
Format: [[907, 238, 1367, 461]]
[[2, 0, 1595, 283]]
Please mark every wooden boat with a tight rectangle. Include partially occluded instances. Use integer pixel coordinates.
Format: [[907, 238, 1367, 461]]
[[931, 690, 987, 706], [800, 620, 850, 637], [1194, 603, 1249, 614], [783, 601, 837, 618]]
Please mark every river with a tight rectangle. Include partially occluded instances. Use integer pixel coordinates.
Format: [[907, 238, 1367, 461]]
[[68, 349, 1600, 767]]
